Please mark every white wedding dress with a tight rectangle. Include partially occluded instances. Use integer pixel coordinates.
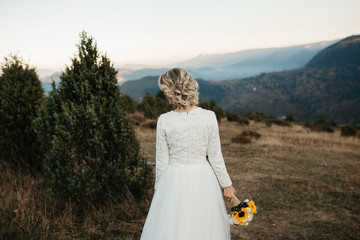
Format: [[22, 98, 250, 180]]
[[140, 107, 232, 240]]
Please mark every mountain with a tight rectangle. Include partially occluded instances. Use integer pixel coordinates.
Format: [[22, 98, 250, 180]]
[[217, 35, 360, 123], [117, 68, 168, 83], [121, 35, 360, 124], [118, 39, 338, 81], [40, 72, 62, 93], [177, 41, 335, 68], [305, 35, 360, 68], [120, 76, 225, 103], [39, 38, 337, 90]]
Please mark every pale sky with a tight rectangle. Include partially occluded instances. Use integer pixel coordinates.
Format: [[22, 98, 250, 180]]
[[0, 0, 359, 70]]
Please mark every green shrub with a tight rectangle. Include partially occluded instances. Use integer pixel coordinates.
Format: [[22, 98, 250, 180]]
[[266, 118, 291, 127], [341, 125, 356, 136], [241, 130, 261, 139], [231, 130, 261, 144], [127, 112, 146, 126], [37, 31, 153, 204], [0, 55, 45, 173], [226, 111, 240, 122], [266, 121, 272, 127], [119, 93, 138, 114], [237, 116, 250, 125], [243, 111, 267, 122], [137, 91, 171, 119], [231, 135, 251, 144], [304, 121, 312, 128], [330, 120, 337, 127], [311, 125, 335, 133], [304, 114, 335, 133], [285, 114, 295, 122], [226, 111, 249, 125]]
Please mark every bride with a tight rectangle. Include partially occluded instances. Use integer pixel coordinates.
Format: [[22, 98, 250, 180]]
[[140, 68, 236, 240]]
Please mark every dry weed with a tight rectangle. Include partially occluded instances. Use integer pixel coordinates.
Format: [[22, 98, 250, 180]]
[[135, 118, 360, 239], [0, 163, 153, 239], [1, 116, 359, 239]]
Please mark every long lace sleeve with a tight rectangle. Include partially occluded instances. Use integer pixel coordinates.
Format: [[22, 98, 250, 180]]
[[207, 111, 232, 188], [155, 115, 170, 190]]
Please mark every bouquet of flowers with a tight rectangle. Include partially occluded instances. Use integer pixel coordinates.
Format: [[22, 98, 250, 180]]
[[228, 196, 257, 226]]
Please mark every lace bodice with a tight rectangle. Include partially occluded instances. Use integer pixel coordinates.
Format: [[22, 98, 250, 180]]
[[155, 107, 232, 189]]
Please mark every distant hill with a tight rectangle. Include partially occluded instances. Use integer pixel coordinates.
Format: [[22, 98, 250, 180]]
[[121, 35, 360, 124], [40, 39, 337, 90], [118, 39, 337, 81], [121, 76, 225, 103], [217, 35, 360, 123], [305, 35, 360, 68]]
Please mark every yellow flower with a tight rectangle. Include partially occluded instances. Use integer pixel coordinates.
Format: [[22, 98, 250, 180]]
[[233, 208, 249, 223], [248, 201, 257, 214]]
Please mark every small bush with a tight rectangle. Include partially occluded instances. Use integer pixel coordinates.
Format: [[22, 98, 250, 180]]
[[243, 111, 267, 122], [311, 125, 335, 133], [231, 135, 251, 144], [238, 116, 250, 125], [226, 111, 240, 122], [330, 120, 337, 127], [341, 125, 356, 136], [304, 121, 312, 128], [226, 111, 249, 125], [141, 119, 157, 129], [265, 118, 291, 127], [120, 93, 138, 114], [128, 112, 146, 126], [231, 130, 261, 144], [137, 92, 172, 119], [241, 130, 261, 139], [266, 121, 272, 127], [285, 114, 295, 122], [304, 114, 335, 133]]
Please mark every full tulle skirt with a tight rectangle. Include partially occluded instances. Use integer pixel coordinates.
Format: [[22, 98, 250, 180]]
[[140, 161, 231, 240]]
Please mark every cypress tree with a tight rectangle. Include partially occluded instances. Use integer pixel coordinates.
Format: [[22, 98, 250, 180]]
[[0, 55, 44, 173], [40, 31, 152, 203]]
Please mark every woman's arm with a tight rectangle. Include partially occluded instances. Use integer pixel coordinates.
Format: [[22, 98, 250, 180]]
[[207, 111, 233, 188], [154, 115, 170, 190]]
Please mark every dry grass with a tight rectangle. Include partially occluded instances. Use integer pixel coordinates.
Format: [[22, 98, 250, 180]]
[[0, 163, 154, 239], [219, 119, 360, 239], [136, 118, 360, 239], [1, 117, 360, 239]]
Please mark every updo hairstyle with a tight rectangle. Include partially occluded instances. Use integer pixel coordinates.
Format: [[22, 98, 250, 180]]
[[158, 68, 199, 110]]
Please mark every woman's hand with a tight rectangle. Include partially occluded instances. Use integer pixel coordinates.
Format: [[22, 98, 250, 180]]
[[223, 185, 236, 205]]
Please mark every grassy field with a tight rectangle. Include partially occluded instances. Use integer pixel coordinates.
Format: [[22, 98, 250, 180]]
[[1, 117, 359, 239], [136, 118, 360, 239]]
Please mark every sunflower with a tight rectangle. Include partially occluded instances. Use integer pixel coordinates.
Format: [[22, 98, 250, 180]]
[[233, 207, 249, 223], [248, 201, 257, 214]]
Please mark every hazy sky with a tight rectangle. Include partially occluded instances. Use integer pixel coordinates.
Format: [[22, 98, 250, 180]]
[[0, 0, 359, 70]]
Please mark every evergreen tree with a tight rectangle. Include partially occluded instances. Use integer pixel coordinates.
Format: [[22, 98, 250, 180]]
[[137, 91, 171, 119], [119, 93, 138, 113], [38, 31, 152, 203], [0, 55, 44, 173]]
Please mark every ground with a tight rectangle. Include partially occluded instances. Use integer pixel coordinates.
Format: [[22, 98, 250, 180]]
[[1, 118, 359, 239], [135, 118, 360, 239]]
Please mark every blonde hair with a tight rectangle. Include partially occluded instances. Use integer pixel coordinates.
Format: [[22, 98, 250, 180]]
[[158, 68, 199, 110]]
